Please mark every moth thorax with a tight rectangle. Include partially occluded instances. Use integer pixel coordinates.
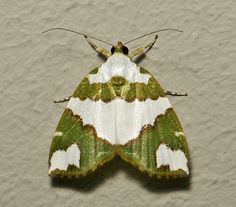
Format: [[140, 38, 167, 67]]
[[111, 76, 126, 86], [111, 76, 126, 96]]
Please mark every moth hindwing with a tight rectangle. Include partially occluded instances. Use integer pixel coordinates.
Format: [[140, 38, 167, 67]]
[[48, 38, 190, 179]]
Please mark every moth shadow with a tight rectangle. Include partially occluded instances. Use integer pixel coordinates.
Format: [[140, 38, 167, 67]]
[[50, 156, 123, 192], [50, 156, 191, 192], [134, 53, 146, 65], [133, 46, 155, 65], [97, 53, 107, 61], [119, 158, 191, 193]]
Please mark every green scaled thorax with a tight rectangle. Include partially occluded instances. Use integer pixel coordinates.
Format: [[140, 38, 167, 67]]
[[74, 67, 165, 102]]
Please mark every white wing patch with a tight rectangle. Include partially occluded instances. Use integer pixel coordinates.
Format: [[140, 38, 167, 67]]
[[156, 144, 189, 174], [87, 53, 151, 84], [67, 97, 172, 145], [49, 143, 80, 174], [54, 131, 63, 137], [174, 131, 184, 137]]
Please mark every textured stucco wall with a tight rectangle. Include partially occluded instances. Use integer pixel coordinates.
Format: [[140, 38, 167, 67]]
[[1, 0, 236, 206]]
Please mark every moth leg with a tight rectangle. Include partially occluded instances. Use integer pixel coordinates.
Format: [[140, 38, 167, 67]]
[[164, 90, 188, 96], [129, 34, 158, 59], [54, 96, 72, 103], [84, 35, 111, 58]]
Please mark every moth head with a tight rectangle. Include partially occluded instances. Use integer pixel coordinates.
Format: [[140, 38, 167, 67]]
[[111, 42, 129, 55]]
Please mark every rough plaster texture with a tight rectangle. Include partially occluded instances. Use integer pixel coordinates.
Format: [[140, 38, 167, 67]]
[[0, 0, 235, 206]]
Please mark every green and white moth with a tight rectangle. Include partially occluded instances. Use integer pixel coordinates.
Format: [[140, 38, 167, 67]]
[[44, 28, 190, 179]]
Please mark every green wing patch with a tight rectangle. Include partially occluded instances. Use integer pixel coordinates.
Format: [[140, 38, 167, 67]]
[[118, 108, 190, 178], [48, 109, 116, 178]]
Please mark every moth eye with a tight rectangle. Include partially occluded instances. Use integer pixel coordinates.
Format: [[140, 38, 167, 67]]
[[111, 46, 115, 54], [122, 46, 129, 55]]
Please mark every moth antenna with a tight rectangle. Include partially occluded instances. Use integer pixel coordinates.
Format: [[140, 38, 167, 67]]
[[42, 27, 114, 46], [124, 29, 183, 45]]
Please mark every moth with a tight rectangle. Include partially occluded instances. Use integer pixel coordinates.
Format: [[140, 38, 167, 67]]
[[44, 28, 190, 179]]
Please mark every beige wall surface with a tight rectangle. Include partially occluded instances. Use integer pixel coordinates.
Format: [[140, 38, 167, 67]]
[[0, 0, 235, 206]]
